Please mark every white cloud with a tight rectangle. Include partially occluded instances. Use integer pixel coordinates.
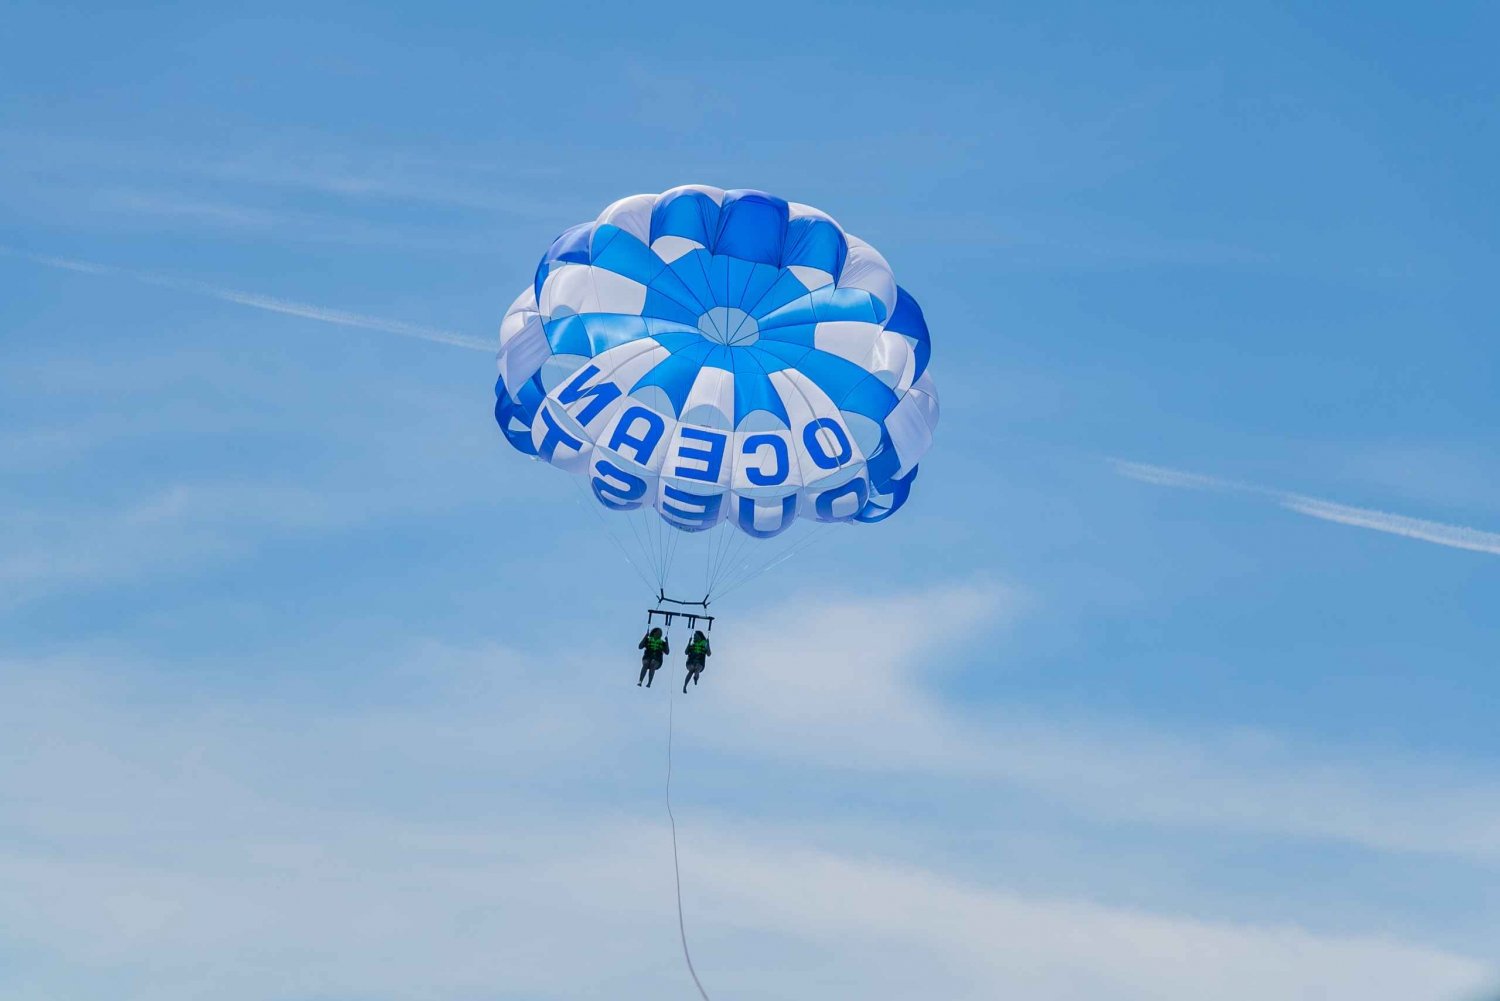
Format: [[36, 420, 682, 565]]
[[0, 482, 371, 603], [0, 644, 1490, 1001], [686, 584, 1500, 863]]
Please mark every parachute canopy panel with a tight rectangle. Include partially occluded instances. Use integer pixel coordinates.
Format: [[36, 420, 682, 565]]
[[495, 185, 940, 538]]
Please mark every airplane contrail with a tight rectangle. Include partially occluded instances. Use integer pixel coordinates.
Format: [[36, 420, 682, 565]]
[[1, 246, 494, 353], [1112, 459, 1500, 557]]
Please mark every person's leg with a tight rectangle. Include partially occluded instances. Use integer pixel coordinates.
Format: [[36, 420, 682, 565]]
[[638, 662, 648, 685], [646, 660, 658, 686]]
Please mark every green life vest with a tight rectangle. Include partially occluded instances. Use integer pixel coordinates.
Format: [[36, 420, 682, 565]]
[[645, 635, 665, 653], [687, 639, 708, 656]]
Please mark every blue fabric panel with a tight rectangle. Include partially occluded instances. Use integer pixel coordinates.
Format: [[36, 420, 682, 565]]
[[731, 351, 790, 427], [750, 271, 815, 319], [544, 315, 591, 356], [494, 375, 541, 455], [643, 325, 703, 352], [776, 345, 874, 405], [650, 189, 720, 246], [755, 293, 818, 331], [887, 285, 931, 380], [533, 223, 593, 300], [589, 226, 664, 286], [701, 345, 734, 372], [781, 217, 847, 276], [644, 264, 708, 315], [713, 190, 789, 265], [864, 427, 901, 491], [811, 286, 881, 324], [723, 256, 759, 309], [546, 222, 593, 265], [579, 314, 652, 354], [666, 250, 718, 313], [735, 261, 784, 313], [836, 373, 899, 422], [631, 342, 715, 415], [754, 322, 818, 347], [855, 466, 916, 523], [742, 345, 795, 373], [640, 288, 700, 326], [701, 253, 734, 306]]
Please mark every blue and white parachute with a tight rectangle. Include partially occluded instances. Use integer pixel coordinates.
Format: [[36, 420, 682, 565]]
[[494, 185, 938, 547]]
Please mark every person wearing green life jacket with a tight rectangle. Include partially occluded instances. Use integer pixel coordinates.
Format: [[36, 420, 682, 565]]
[[637, 627, 668, 687], [682, 630, 711, 693]]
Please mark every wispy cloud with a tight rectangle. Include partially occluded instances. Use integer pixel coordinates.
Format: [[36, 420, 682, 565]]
[[0, 129, 574, 217], [0, 247, 493, 353], [697, 585, 1500, 863], [1112, 458, 1500, 558], [0, 645, 1490, 1001]]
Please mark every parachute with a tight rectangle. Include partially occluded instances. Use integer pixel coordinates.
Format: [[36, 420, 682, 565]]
[[494, 185, 939, 602]]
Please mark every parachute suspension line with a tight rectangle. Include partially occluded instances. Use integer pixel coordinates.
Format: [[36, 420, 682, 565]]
[[565, 475, 656, 592], [666, 686, 712, 1001], [642, 506, 666, 590], [707, 518, 747, 597], [715, 527, 756, 595], [664, 518, 685, 584], [713, 521, 799, 596], [702, 524, 715, 600], [704, 524, 737, 600], [715, 522, 835, 602]]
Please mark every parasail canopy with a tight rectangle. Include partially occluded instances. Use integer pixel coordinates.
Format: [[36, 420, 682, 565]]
[[494, 185, 939, 597]]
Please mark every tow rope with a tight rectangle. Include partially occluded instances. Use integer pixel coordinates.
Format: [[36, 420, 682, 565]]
[[666, 689, 712, 1000]]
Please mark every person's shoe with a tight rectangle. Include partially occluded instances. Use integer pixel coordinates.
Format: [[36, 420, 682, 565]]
[[637, 682, 642, 686]]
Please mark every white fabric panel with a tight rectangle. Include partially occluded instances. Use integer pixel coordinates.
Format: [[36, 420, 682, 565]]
[[678, 365, 734, 429], [837, 236, 898, 318], [542, 338, 673, 436], [593, 405, 679, 476], [728, 429, 800, 496], [786, 201, 838, 224], [497, 310, 550, 395], [595, 192, 656, 243], [788, 265, 834, 290], [733, 491, 802, 531], [588, 340, 672, 402], [537, 264, 647, 318], [813, 320, 882, 368], [589, 267, 650, 315], [536, 264, 589, 317], [530, 399, 594, 474], [540, 354, 589, 392], [869, 327, 916, 391], [841, 412, 883, 456], [772, 369, 868, 488], [498, 287, 538, 348], [661, 183, 726, 204], [660, 423, 733, 491], [650, 235, 703, 263], [885, 372, 939, 477]]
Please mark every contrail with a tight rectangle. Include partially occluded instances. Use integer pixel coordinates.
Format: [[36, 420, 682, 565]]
[[1277, 494, 1500, 557], [1112, 458, 1500, 558], [1, 246, 494, 353]]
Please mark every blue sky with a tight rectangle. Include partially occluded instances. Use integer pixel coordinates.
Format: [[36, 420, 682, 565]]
[[2, 2, 1497, 998]]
